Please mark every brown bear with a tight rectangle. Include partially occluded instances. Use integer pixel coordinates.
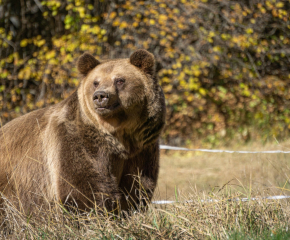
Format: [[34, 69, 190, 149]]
[[0, 49, 166, 214]]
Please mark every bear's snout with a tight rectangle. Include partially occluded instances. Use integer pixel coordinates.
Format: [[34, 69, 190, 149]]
[[93, 91, 109, 107], [93, 91, 120, 114]]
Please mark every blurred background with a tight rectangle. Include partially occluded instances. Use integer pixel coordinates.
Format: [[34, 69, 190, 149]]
[[1, 0, 290, 147], [1, 0, 290, 199]]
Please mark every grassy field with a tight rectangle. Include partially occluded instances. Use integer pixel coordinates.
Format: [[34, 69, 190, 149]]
[[155, 140, 290, 202], [1, 140, 290, 239], [1, 187, 289, 239]]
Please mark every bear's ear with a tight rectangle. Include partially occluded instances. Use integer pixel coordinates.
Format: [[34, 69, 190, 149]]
[[77, 53, 100, 76], [130, 49, 155, 75]]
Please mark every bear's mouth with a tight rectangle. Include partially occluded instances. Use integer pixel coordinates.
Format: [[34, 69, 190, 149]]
[[96, 102, 121, 114]]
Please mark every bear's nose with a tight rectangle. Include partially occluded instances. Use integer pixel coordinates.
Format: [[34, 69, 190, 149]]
[[93, 91, 109, 106], [94, 91, 109, 101]]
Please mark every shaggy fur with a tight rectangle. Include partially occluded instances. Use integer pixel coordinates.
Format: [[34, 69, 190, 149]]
[[0, 50, 166, 214]]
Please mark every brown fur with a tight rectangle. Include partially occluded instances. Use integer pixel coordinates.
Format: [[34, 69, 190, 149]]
[[0, 49, 166, 214]]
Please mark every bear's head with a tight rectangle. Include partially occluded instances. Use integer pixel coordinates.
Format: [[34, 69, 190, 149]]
[[77, 49, 160, 131]]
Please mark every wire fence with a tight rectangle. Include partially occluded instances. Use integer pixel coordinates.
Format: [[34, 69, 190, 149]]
[[160, 145, 290, 154], [153, 145, 290, 204], [152, 196, 290, 205]]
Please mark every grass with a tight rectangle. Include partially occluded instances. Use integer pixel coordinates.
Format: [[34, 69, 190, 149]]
[[1, 139, 290, 239], [155, 139, 290, 201], [1, 189, 289, 239], [229, 228, 290, 240]]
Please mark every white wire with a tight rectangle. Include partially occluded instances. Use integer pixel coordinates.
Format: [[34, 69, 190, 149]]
[[152, 195, 290, 204], [160, 145, 290, 154]]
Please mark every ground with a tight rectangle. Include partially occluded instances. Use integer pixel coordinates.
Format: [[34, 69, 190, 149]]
[[154, 140, 290, 202]]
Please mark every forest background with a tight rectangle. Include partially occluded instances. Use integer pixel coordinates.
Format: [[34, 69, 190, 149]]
[[1, 0, 290, 147]]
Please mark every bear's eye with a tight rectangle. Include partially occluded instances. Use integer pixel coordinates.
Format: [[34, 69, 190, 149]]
[[115, 78, 125, 86], [93, 81, 99, 87]]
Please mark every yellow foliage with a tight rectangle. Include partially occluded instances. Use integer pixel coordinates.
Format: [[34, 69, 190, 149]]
[[109, 12, 117, 19], [20, 39, 28, 47], [1, 0, 290, 145], [276, 2, 284, 8], [246, 28, 253, 34]]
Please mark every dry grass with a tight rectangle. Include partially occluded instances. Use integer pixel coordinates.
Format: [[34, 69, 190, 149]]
[[155, 139, 290, 202], [1, 189, 289, 239], [1, 140, 290, 239]]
